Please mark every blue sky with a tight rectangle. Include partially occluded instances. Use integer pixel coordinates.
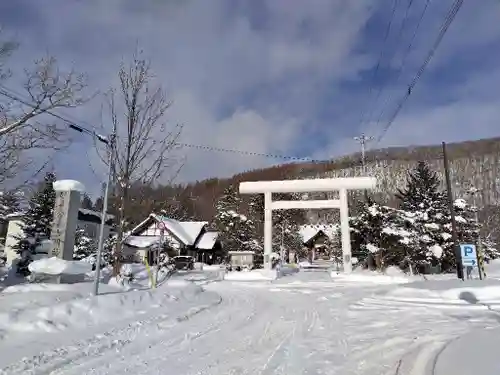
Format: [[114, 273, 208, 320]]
[[1, 0, 500, 197]]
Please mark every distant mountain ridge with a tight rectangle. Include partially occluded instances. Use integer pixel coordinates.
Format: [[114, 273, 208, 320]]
[[125, 136, 500, 225]]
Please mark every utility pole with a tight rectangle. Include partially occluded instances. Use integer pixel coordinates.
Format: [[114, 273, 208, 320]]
[[354, 133, 374, 175], [442, 142, 464, 280], [354, 133, 374, 201]]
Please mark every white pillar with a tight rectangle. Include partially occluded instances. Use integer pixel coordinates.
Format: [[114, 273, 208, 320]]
[[264, 192, 273, 270], [339, 188, 352, 273]]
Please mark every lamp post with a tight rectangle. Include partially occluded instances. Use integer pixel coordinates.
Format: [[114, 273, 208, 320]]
[[93, 135, 115, 295], [68, 123, 115, 296]]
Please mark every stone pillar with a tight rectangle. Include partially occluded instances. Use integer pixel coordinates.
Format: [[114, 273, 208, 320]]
[[51, 180, 85, 262]]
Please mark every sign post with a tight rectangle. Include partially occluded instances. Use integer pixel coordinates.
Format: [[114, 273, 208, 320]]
[[460, 244, 481, 280]]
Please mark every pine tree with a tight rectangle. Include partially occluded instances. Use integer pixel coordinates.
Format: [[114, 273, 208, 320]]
[[349, 199, 403, 269], [73, 228, 97, 261], [214, 185, 258, 253], [396, 161, 444, 212], [15, 172, 56, 275], [248, 193, 264, 249], [19, 172, 56, 241], [396, 161, 450, 271], [81, 194, 94, 210], [454, 193, 500, 264], [272, 193, 304, 256], [0, 190, 22, 219]]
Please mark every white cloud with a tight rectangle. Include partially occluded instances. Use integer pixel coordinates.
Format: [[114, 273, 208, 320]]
[[0, 0, 499, 195]]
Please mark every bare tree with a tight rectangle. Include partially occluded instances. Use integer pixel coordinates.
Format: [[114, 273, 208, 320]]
[[102, 51, 182, 275], [0, 31, 88, 184]]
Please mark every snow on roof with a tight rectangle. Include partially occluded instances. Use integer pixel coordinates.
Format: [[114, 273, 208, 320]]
[[196, 231, 219, 249], [299, 224, 338, 243], [176, 220, 208, 245], [130, 214, 208, 246], [124, 235, 160, 248], [78, 208, 115, 222], [53, 180, 86, 192]]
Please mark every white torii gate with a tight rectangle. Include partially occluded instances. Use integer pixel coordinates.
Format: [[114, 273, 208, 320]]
[[239, 177, 377, 273]]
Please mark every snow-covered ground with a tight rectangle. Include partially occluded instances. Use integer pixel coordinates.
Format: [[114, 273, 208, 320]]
[[0, 262, 500, 374]]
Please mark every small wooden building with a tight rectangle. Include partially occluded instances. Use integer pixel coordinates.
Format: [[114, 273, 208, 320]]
[[298, 224, 338, 261], [123, 214, 222, 264]]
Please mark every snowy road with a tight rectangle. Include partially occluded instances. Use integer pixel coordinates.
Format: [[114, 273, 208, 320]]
[[1, 270, 499, 375]]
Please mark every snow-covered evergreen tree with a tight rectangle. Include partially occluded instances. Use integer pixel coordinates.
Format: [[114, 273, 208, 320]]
[[81, 193, 94, 210], [350, 199, 404, 269], [102, 236, 116, 265], [18, 172, 56, 241], [15, 172, 56, 275], [248, 193, 264, 249], [0, 190, 22, 219], [272, 193, 304, 256], [454, 191, 500, 264], [396, 161, 451, 271], [73, 228, 97, 261], [214, 185, 259, 253]]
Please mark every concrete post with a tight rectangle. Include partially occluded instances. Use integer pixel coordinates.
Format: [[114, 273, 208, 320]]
[[264, 192, 272, 270], [339, 188, 352, 273], [51, 180, 85, 282]]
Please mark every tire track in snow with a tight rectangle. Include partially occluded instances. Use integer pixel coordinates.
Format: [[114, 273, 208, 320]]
[[335, 292, 500, 375], [0, 289, 222, 375], [78, 283, 311, 375], [51, 284, 259, 375]]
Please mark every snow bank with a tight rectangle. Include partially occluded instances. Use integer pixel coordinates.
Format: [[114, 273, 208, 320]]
[[299, 261, 323, 269], [485, 259, 500, 278], [193, 262, 224, 271], [192, 263, 224, 272], [0, 279, 219, 342], [53, 179, 85, 192], [278, 264, 299, 277], [28, 257, 92, 275], [224, 268, 277, 281], [375, 279, 500, 310], [202, 264, 225, 271], [103, 263, 174, 290], [331, 267, 411, 285]]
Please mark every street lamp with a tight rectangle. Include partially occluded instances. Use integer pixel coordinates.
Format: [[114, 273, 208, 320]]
[[69, 124, 115, 295]]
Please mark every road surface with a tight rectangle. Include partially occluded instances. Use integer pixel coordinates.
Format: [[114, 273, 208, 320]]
[[1, 268, 498, 375]]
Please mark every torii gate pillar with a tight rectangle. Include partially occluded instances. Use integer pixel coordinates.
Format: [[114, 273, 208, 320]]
[[239, 177, 377, 273]]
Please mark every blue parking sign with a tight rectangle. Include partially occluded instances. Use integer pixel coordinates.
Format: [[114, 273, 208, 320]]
[[460, 244, 478, 267]]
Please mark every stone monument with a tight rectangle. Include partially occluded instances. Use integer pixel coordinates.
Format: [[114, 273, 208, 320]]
[[50, 180, 85, 282]]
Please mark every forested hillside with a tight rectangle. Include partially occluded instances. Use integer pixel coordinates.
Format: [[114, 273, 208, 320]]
[[119, 136, 500, 228]]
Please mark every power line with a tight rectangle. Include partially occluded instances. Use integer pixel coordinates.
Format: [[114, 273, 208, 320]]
[[174, 142, 324, 163], [357, 0, 400, 130], [373, 0, 464, 146], [0, 85, 327, 164], [364, 0, 417, 128], [372, 0, 431, 129], [0, 85, 109, 144], [0, 83, 99, 132]]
